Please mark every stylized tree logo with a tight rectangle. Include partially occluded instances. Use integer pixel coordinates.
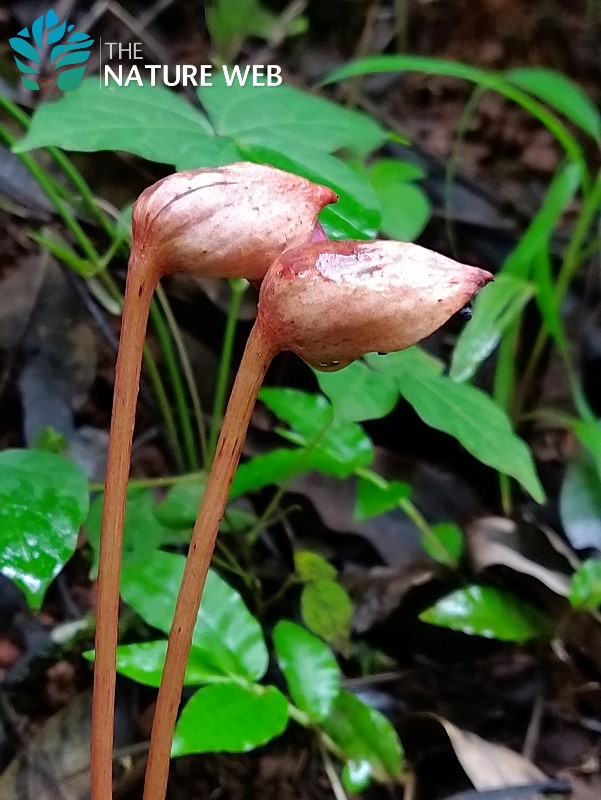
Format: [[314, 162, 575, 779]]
[[10, 8, 94, 92]]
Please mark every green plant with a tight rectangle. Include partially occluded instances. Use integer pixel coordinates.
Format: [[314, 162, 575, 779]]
[[84, 549, 403, 792], [5, 60, 599, 799]]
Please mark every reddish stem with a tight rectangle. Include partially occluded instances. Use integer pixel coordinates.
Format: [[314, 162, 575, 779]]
[[91, 258, 157, 800], [142, 321, 277, 800]]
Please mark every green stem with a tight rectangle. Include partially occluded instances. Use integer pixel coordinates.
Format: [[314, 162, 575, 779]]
[[355, 466, 446, 560], [150, 292, 198, 471], [155, 284, 207, 467], [208, 278, 248, 461]]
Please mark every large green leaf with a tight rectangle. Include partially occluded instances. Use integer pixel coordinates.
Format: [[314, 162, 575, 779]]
[[121, 551, 268, 681], [300, 579, 353, 653], [172, 683, 289, 756], [0, 449, 89, 608], [367, 350, 545, 502], [506, 67, 601, 143], [273, 620, 340, 721], [419, 584, 551, 642], [117, 640, 227, 686], [85, 487, 164, 577], [86, 639, 229, 687], [259, 388, 374, 478], [14, 80, 215, 164], [450, 276, 535, 383], [199, 74, 386, 157], [315, 360, 399, 422], [321, 690, 403, 783]]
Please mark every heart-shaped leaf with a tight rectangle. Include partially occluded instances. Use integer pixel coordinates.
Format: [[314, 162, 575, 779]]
[[121, 551, 268, 680]]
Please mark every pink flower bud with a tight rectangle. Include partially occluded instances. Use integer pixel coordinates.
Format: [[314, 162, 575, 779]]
[[131, 162, 337, 282], [258, 240, 493, 369]]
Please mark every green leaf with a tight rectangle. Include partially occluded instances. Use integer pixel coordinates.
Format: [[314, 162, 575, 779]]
[[368, 349, 545, 502], [86, 487, 164, 577], [367, 158, 431, 241], [354, 477, 411, 520], [273, 620, 340, 720], [199, 74, 386, 158], [315, 360, 399, 422], [321, 690, 403, 781], [153, 478, 255, 532], [14, 80, 215, 165], [323, 56, 582, 161], [568, 560, 601, 610], [121, 551, 268, 681], [86, 640, 229, 687], [532, 249, 567, 352], [294, 551, 337, 582], [423, 522, 464, 568], [259, 388, 374, 478], [153, 481, 205, 529], [231, 447, 315, 497], [506, 67, 601, 143], [419, 584, 551, 642], [300, 579, 352, 653], [503, 161, 583, 278], [450, 276, 535, 383], [0, 449, 89, 608], [172, 683, 289, 756], [342, 761, 373, 793], [173, 135, 243, 170], [571, 419, 601, 481]]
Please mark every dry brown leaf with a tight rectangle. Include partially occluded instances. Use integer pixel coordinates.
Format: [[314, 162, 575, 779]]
[[467, 516, 577, 597], [425, 714, 547, 790]]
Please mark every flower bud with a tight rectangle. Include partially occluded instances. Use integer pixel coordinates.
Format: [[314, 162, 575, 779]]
[[131, 162, 337, 282], [258, 240, 493, 369]]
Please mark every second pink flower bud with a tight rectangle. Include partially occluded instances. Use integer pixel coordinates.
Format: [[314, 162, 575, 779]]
[[258, 239, 493, 369]]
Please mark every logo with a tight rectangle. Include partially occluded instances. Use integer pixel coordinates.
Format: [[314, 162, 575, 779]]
[[10, 8, 94, 92]]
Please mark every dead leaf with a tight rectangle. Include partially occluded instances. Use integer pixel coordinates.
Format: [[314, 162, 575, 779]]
[[467, 516, 577, 597], [0, 689, 135, 799], [423, 714, 547, 790]]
